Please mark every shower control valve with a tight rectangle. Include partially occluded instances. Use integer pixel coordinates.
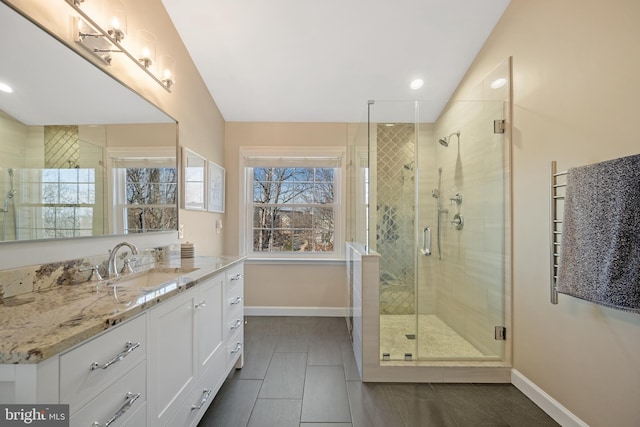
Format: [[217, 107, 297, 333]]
[[449, 192, 463, 205], [451, 213, 464, 230]]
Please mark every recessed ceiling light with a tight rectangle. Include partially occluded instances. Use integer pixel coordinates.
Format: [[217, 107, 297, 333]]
[[410, 79, 424, 90], [0, 82, 13, 93], [490, 78, 507, 89]]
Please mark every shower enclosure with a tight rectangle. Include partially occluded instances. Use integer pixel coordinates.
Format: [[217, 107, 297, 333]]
[[350, 60, 511, 368]]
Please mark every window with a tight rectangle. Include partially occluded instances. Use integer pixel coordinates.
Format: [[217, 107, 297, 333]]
[[242, 148, 345, 259], [109, 149, 177, 234], [18, 168, 96, 239]]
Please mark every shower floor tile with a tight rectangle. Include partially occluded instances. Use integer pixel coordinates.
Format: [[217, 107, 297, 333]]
[[380, 314, 484, 360]]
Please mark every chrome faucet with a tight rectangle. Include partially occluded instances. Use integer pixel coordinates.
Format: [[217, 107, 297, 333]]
[[107, 242, 139, 278]]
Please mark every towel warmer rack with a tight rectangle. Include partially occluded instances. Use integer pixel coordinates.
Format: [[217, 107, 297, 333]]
[[550, 161, 567, 304]]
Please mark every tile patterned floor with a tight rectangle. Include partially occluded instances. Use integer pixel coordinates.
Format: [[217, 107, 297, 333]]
[[380, 314, 486, 360], [198, 316, 559, 427]]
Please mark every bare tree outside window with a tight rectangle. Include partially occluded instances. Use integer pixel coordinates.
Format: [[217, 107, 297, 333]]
[[252, 167, 336, 253], [124, 167, 177, 233]]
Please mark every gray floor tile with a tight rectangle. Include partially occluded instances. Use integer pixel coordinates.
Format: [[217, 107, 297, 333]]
[[275, 335, 310, 353], [236, 337, 277, 380], [247, 398, 302, 427], [199, 379, 261, 427], [341, 341, 361, 381], [346, 381, 404, 427], [301, 366, 351, 423], [199, 317, 559, 427], [300, 424, 352, 427], [308, 338, 343, 365], [259, 352, 307, 398]]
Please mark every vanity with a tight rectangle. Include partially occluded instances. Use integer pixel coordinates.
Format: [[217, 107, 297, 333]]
[[0, 254, 244, 427]]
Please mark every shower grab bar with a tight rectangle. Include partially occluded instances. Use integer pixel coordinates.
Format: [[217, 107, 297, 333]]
[[549, 161, 567, 305], [421, 227, 432, 256]]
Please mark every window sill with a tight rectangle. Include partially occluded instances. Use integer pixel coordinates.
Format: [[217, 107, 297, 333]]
[[246, 257, 346, 265]]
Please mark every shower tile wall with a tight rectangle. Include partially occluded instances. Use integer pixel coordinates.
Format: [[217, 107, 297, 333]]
[[376, 123, 415, 315], [44, 125, 79, 169], [427, 99, 506, 358]]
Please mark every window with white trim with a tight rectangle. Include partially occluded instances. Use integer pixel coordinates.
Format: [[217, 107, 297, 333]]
[[109, 149, 177, 234], [242, 148, 345, 259]]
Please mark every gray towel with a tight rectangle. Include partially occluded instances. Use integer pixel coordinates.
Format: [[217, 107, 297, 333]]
[[556, 153, 640, 313]]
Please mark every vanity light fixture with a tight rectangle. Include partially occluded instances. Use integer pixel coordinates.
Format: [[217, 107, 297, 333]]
[[105, 0, 127, 43], [66, 0, 174, 92], [159, 55, 176, 89], [137, 30, 156, 69]]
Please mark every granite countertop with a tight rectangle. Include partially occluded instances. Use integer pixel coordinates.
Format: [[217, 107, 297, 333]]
[[0, 255, 244, 364]]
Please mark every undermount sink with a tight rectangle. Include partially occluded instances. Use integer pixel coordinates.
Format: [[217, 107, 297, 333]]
[[108, 267, 200, 292]]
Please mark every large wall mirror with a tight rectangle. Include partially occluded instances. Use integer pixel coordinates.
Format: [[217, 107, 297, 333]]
[[0, 1, 178, 243]]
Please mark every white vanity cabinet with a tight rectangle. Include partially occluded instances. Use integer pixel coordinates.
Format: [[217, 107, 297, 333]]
[[149, 264, 244, 427], [0, 259, 244, 427]]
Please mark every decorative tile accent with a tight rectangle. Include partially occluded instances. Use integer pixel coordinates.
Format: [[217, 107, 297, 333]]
[[375, 124, 415, 315]]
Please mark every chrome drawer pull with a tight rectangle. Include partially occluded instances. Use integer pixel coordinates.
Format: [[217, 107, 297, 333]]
[[195, 300, 207, 309], [230, 342, 242, 354], [230, 273, 243, 281], [92, 392, 141, 426], [230, 296, 242, 305], [90, 341, 141, 371], [230, 319, 243, 330], [190, 389, 213, 411]]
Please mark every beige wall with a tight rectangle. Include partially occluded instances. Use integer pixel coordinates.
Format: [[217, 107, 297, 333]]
[[225, 122, 349, 310], [2, 0, 223, 266], [451, 0, 640, 425]]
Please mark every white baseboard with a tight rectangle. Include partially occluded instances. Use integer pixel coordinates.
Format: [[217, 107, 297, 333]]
[[511, 369, 589, 427], [244, 306, 349, 317]]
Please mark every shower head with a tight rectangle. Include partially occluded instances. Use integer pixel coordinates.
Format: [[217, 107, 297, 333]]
[[438, 131, 461, 147]]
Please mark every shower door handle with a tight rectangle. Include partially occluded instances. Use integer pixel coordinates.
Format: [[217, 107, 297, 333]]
[[421, 227, 432, 256]]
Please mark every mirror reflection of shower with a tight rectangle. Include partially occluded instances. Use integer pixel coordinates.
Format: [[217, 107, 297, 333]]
[[438, 130, 460, 147], [1, 168, 17, 240]]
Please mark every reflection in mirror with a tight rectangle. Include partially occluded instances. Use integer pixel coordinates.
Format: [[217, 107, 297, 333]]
[[0, 2, 178, 243], [182, 148, 206, 211]]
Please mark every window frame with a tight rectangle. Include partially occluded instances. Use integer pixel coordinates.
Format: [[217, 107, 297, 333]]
[[240, 146, 346, 260], [106, 147, 178, 234]]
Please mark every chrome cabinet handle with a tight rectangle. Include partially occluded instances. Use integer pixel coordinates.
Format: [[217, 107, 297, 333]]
[[195, 300, 207, 309], [230, 319, 243, 330], [230, 273, 243, 281], [90, 341, 141, 371], [421, 226, 432, 256], [230, 296, 243, 305], [191, 389, 213, 411], [92, 392, 141, 426], [230, 342, 242, 354]]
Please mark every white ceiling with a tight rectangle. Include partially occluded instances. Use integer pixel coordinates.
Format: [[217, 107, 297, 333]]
[[161, 0, 510, 123]]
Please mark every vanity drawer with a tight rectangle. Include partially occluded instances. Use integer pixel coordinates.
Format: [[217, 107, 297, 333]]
[[60, 314, 147, 413], [225, 264, 244, 293], [70, 360, 146, 427], [226, 330, 244, 370]]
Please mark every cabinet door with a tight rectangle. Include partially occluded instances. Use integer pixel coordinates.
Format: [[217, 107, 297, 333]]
[[196, 273, 224, 375], [147, 290, 197, 426]]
